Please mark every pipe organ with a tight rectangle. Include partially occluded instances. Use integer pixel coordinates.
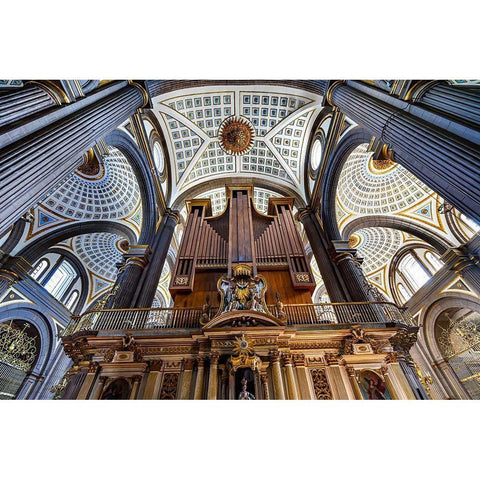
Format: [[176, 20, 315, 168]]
[[170, 186, 315, 308]]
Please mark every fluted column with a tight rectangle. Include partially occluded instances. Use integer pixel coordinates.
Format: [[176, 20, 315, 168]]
[[324, 354, 353, 399], [92, 376, 108, 400], [260, 371, 270, 400], [389, 328, 429, 399], [442, 243, 480, 295], [76, 363, 98, 400], [293, 354, 313, 399], [207, 353, 219, 400], [0, 81, 147, 234], [413, 81, 480, 127], [431, 358, 470, 399], [297, 209, 349, 302], [134, 209, 180, 308], [143, 361, 163, 399], [269, 350, 286, 400], [345, 366, 363, 399], [180, 359, 195, 399], [0, 254, 32, 298], [194, 357, 206, 400], [282, 353, 299, 400], [110, 245, 151, 309], [61, 368, 87, 400], [0, 82, 59, 129], [129, 375, 142, 399], [328, 81, 480, 222]]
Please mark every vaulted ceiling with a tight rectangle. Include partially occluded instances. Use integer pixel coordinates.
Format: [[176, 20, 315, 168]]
[[151, 85, 323, 204]]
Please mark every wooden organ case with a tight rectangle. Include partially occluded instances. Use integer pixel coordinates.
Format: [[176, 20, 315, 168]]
[[170, 186, 315, 314]]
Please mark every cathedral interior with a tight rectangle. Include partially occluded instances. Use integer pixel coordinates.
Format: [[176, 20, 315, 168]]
[[1, 79, 480, 400]]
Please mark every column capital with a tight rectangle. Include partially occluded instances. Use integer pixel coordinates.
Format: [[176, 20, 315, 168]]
[[183, 358, 195, 370], [196, 356, 206, 367], [293, 353, 306, 367], [88, 362, 99, 374], [324, 352, 340, 366], [164, 208, 181, 224], [282, 352, 293, 366], [345, 366, 357, 376], [149, 360, 163, 372], [269, 349, 280, 363], [209, 352, 220, 365]]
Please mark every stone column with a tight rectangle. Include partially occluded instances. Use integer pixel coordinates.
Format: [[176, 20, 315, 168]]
[[0, 81, 148, 234], [269, 350, 286, 400], [282, 353, 299, 400], [389, 328, 429, 399], [143, 361, 163, 399], [297, 209, 350, 302], [0, 254, 32, 298], [442, 244, 480, 295], [110, 245, 151, 309], [327, 81, 480, 222], [134, 209, 180, 308], [260, 371, 270, 400], [129, 376, 142, 399], [0, 82, 59, 129], [220, 367, 229, 400], [92, 376, 108, 400], [345, 366, 363, 400], [180, 359, 195, 400], [61, 368, 87, 400], [194, 357, 206, 400], [293, 354, 314, 400], [383, 359, 415, 400], [413, 81, 480, 128], [207, 353, 220, 400], [76, 363, 98, 400], [324, 354, 352, 399]]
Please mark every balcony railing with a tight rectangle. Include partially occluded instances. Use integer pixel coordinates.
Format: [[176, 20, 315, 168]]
[[63, 301, 412, 337]]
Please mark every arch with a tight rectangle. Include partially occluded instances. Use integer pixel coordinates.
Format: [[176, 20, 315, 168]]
[[319, 126, 373, 241], [0, 306, 54, 378], [103, 129, 159, 245], [16, 221, 136, 263], [419, 295, 480, 399], [171, 177, 306, 213], [47, 247, 90, 314], [0, 220, 26, 254], [342, 215, 453, 254]]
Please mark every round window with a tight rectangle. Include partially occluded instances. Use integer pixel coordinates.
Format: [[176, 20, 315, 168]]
[[310, 138, 322, 171], [153, 142, 165, 173]]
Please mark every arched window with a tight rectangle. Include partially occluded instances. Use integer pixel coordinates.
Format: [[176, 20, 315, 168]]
[[398, 253, 430, 291], [424, 251, 444, 274], [44, 260, 76, 301], [31, 259, 49, 281], [65, 290, 79, 310], [397, 283, 412, 304]]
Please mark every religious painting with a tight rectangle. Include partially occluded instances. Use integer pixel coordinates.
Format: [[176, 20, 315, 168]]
[[358, 370, 391, 400]]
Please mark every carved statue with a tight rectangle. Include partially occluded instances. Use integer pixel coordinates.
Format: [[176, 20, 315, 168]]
[[275, 292, 286, 321], [122, 332, 136, 351], [238, 377, 255, 400], [201, 295, 211, 323]]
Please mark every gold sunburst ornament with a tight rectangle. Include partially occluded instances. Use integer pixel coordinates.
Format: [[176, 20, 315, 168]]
[[218, 116, 255, 155]]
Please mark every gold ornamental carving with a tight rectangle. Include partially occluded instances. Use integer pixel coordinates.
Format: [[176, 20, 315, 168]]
[[310, 369, 333, 400], [218, 116, 255, 155], [295, 273, 311, 283], [230, 334, 261, 372], [174, 275, 189, 286], [0, 321, 37, 372], [159, 373, 179, 399]]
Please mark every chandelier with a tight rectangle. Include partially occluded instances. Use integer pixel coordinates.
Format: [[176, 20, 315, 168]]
[[0, 321, 37, 372]]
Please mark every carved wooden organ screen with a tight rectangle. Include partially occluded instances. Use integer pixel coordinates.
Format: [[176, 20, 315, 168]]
[[170, 187, 315, 294]]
